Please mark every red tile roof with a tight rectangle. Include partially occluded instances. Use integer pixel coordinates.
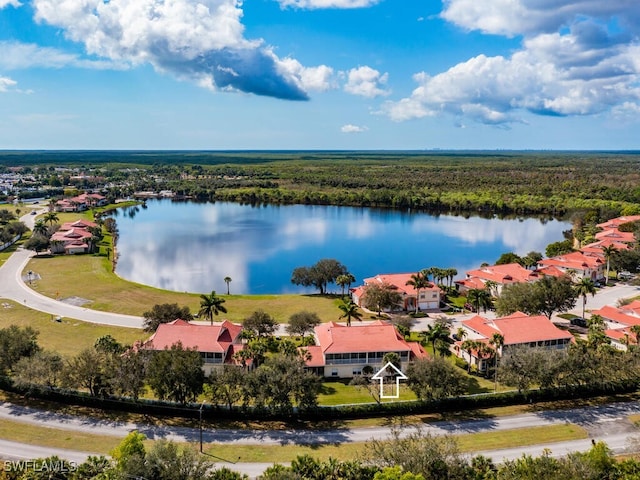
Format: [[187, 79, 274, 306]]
[[363, 273, 440, 296], [592, 304, 640, 327], [302, 345, 325, 367], [538, 251, 603, 271], [143, 319, 243, 354], [314, 320, 423, 354], [463, 263, 538, 285], [463, 312, 573, 346], [595, 229, 635, 243], [596, 215, 640, 230]]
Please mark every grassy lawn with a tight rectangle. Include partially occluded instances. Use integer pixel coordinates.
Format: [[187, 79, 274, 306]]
[[319, 380, 417, 405], [0, 301, 144, 358], [24, 250, 342, 323]]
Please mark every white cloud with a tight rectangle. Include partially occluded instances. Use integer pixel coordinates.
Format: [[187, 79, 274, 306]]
[[0, 0, 21, 8], [441, 0, 640, 37], [384, 3, 640, 125], [0, 41, 125, 70], [30, 0, 324, 100], [277, 57, 335, 92], [276, 0, 380, 9], [0, 75, 17, 92], [341, 124, 368, 133], [344, 66, 390, 98]]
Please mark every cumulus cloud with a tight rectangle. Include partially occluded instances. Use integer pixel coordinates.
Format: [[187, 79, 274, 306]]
[[276, 0, 380, 9], [277, 58, 335, 92], [0, 0, 21, 8], [344, 66, 390, 98], [384, 2, 640, 125], [0, 75, 17, 92], [31, 0, 320, 100], [341, 124, 368, 133]]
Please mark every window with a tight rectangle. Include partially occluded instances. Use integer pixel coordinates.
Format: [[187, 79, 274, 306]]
[[331, 369, 338, 377], [352, 368, 362, 376]]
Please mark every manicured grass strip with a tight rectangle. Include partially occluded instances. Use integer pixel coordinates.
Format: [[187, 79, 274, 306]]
[[0, 418, 120, 455], [628, 414, 640, 426], [0, 301, 144, 358], [456, 423, 589, 452]]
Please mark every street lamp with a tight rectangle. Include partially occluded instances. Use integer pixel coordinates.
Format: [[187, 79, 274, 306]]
[[27, 270, 33, 285], [199, 402, 204, 453]]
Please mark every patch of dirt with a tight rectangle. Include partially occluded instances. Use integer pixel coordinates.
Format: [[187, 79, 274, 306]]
[[59, 296, 91, 307]]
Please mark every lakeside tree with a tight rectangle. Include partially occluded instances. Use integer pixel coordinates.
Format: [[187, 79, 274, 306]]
[[361, 282, 403, 315], [495, 252, 523, 266], [290, 258, 348, 295], [198, 290, 227, 325], [546, 239, 574, 258], [336, 272, 356, 297], [143, 303, 194, 332], [286, 310, 321, 337]]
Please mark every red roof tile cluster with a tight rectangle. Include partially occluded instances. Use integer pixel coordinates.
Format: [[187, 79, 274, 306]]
[[463, 312, 573, 346], [363, 273, 440, 296], [538, 251, 602, 271], [142, 319, 243, 361], [593, 302, 640, 327]]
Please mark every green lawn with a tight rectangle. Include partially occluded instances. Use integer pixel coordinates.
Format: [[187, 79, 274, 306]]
[[0, 300, 144, 358], [319, 380, 417, 405]]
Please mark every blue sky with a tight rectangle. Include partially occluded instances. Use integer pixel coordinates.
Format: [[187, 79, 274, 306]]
[[0, 0, 639, 150]]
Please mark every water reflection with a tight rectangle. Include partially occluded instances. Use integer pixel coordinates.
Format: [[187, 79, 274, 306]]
[[114, 200, 570, 295]]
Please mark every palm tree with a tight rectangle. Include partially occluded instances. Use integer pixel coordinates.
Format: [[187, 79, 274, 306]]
[[338, 299, 362, 327], [224, 276, 232, 295], [575, 277, 596, 320], [336, 273, 356, 297], [446, 268, 458, 288], [405, 272, 429, 314], [489, 333, 504, 392], [460, 339, 478, 372], [601, 245, 618, 285], [198, 290, 227, 325], [630, 325, 640, 347], [467, 288, 492, 313], [483, 280, 498, 297], [455, 327, 467, 342], [43, 212, 59, 225], [422, 322, 451, 357], [32, 219, 48, 238]]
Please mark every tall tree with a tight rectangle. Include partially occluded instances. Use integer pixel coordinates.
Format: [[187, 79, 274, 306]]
[[291, 259, 348, 295], [466, 288, 492, 313], [338, 299, 363, 326], [422, 321, 451, 357], [361, 282, 403, 315], [143, 303, 193, 332], [224, 276, 232, 295], [243, 310, 279, 337], [146, 342, 204, 404], [286, 311, 321, 337], [405, 272, 429, 314], [489, 333, 504, 392], [198, 290, 227, 325], [336, 273, 356, 297], [601, 245, 618, 285], [575, 277, 596, 320]]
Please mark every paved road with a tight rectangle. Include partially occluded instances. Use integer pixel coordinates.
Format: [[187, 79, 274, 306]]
[[1, 399, 640, 476]]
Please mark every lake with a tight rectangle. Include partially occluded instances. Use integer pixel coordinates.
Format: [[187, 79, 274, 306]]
[[112, 200, 571, 295]]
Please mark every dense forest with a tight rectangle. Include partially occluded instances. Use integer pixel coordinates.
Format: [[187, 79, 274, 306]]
[[2, 151, 640, 216]]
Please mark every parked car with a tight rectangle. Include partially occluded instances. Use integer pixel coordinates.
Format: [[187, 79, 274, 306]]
[[570, 317, 588, 328], [30, 211, 36, 215]]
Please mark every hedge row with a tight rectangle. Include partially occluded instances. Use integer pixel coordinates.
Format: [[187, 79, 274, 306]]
[[1, 375, 637, 422]]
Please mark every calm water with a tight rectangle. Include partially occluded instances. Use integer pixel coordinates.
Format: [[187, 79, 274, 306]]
[[112, 200, 571, 295]]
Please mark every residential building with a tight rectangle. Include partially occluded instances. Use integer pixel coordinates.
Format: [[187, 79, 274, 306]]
[[537, 251, 604, 281], [455, 263, 539, 296], [592, 301, 640, 350], [351, 273, 441, 312], [140, 319, 244, 374], [453, 311, 574, 372], [54, 192, 107, 212], [49, 219, 98, 255], [304, 320, 428, 378]]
